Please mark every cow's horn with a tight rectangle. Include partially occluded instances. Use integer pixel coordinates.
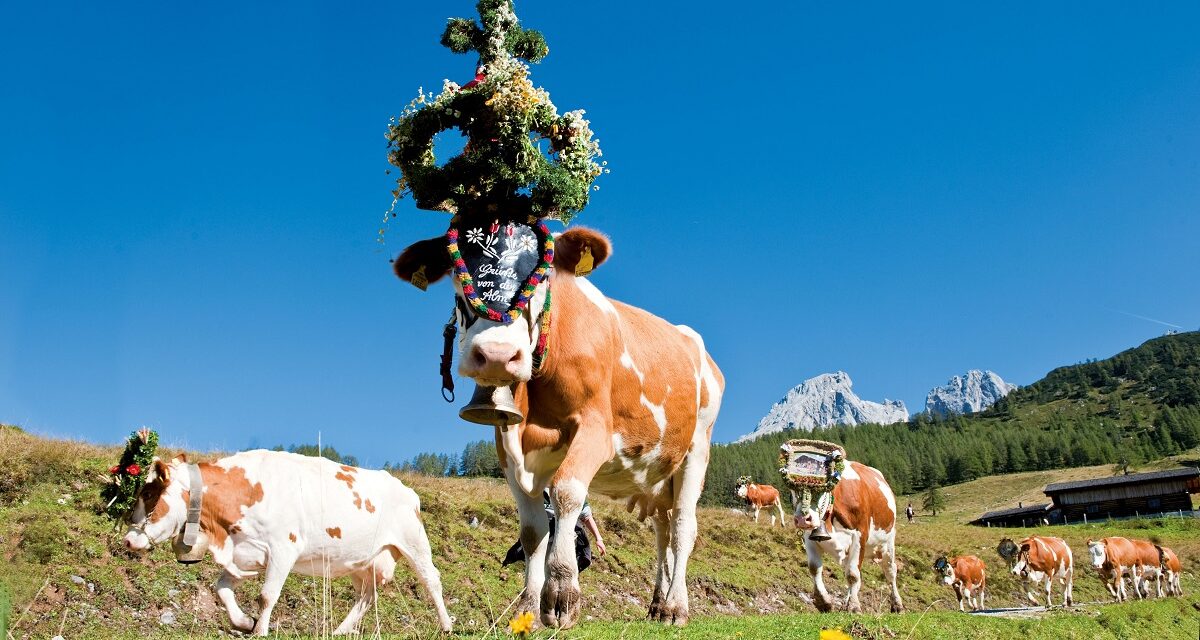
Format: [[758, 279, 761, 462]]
[[459, 384, 523, 427]]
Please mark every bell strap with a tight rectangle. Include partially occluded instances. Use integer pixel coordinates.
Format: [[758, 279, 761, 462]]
[[182, 463, 204, 546]]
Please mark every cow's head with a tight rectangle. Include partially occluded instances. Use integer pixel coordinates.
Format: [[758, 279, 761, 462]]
[[1086, 539, 1106, 569], [734, 476, 752, 498], [394, 226, 610, 386], [933, 556, 954, 585], [122, 456, 190, 552], [792, 490, 832, 531]]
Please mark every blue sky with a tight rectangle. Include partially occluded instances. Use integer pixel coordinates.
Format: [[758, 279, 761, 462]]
[[2, 2, 1198, 466]]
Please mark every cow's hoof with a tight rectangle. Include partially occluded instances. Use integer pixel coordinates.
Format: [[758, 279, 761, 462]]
[[540, 580, 581, 629], [846, 601, 862, 614], [891, 599, 904, 613], [651, 600, 688, 626], [813, 593, 834, 613]]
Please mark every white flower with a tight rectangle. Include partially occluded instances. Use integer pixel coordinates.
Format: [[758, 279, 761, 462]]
[[465, 228, 484, 244]]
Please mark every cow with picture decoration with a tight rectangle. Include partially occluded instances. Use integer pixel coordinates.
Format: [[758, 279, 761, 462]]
[[998, 535, 1074, 608], [394, 221, 723, 628], [933, 554, 987, 611], [778, 439, 903, 613], [122, 450, 452, 636], [734, 476, 785, 526]]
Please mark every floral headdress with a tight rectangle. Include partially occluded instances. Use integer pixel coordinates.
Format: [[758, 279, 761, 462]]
[[100, 428, 159, 519], [383, 0, 604, 226], [736, 475, 753, 486]]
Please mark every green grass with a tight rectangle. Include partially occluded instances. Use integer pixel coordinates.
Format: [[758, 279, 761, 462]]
[[3, 427, 1199, 639]]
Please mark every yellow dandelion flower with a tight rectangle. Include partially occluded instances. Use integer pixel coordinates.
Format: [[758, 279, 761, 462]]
[[509, 611, 535, 636], [820, 629, 852, 640]]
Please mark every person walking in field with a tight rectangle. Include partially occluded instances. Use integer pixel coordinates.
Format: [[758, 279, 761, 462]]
[[906, 502, 915, 523]]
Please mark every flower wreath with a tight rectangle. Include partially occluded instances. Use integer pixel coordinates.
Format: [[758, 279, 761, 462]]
[[385, 0, 603, 222], [777, 439, 846, 494], [101, 428, 159, 519], [736, 475, 753, 487]]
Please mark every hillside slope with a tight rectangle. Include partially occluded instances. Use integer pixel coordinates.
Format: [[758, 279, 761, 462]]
[[3, 428, 1199, 638]]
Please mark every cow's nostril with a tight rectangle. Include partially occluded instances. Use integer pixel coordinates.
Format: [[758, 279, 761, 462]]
[[508, 350, 522, 364]]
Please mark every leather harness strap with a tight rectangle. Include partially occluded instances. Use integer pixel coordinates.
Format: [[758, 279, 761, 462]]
[[182, 463, 203, 546]]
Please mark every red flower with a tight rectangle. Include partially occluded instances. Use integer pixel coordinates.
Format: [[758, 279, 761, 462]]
[[109, 465, 121, 475], [126, 464, 142, 476]]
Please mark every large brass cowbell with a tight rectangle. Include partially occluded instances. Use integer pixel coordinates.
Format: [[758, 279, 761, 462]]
[[459, 384, 524, 426]]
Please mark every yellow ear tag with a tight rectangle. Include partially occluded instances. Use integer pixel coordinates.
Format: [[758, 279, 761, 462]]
[[410, 265, 429, 291], [575, 246, 594, 277]]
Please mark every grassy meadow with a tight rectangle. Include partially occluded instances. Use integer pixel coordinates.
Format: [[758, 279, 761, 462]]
[[3, 426, 1199, 639]]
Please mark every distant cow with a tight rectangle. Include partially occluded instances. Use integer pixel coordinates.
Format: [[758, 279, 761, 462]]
[[735, 480, 785, 526], [793, 461, 903, 613], [123, 451, 453, 636], [1160, 546, 1183, 597], [1087, 537, 1138, 601], [1002, 536, 1073, 607], [934, 555, 987, 611], [1087, 536, 1168, 601]]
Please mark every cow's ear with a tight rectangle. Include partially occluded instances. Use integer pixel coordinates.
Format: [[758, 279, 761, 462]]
[[172, 452, 188, 464], [393, 237, 451, 289], [553, 227, 611, 275], [154, 459, 172, 485]]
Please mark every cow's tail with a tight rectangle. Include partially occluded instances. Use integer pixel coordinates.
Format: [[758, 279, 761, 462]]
[[1154, 544, 1166, 569]]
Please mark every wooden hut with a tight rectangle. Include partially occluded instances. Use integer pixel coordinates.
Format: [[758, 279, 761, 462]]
[[1043, 467, 1199, 522]]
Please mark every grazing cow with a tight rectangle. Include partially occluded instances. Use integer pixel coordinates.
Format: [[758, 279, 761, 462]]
[[791, 461, 903, 613], [1004, 535, 1073, 607], [735, 480, 785, 526], [934, 555, 987, 611], [1160, 546, 1183, 596], [123, 451, 453, 636], [394, 227, 724, 628]]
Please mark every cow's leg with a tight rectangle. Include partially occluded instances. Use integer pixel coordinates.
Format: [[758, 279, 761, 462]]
[[541, 423, 610, 629], [841, 540, 864, 613], [251, 546, 298, 636], [1024, 579, 1039, 606], [806, 541, 834, 612], [391, 512, 453, 633], [1063, 568, 1073, 607], [215, 571, 256, 632], [774, 499, 785, 528], [505, 465, 550, 623], [658, 430, 711, 627], [647, 510, 673, 619], [753, 505, 760, 523], [1044, 575, 1054, 608], [880, 538, 903, 612], [334, 571, 376, 636], [957, 586, 966, 612]]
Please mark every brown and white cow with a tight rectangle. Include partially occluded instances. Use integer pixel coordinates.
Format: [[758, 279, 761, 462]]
[[123, 451, 452, 636], [735, 480, 785, 526], [1087, 537, 1138, 601], [1160, 546, 1183, 596], [1007, 535, 1073, 607], [394, 227, 723, 628], [1088, 536, 1173, 600], [791, 461, 903, 613], [934, 554, 987, 611]]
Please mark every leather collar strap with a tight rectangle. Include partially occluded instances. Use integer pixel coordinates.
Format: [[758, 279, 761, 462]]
[[182, 463, 203, 546]]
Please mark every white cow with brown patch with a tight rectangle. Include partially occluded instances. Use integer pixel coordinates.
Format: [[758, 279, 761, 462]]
[[792, 461, 903, 613], [394, 227, 724, 628], [1008, 535, 1074, 607], [122, 451, 452, 636]]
